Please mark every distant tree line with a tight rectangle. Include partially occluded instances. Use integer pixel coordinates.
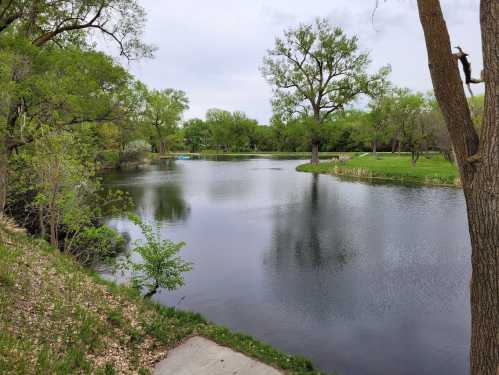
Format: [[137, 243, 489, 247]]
[[174, 91, 483, 166]]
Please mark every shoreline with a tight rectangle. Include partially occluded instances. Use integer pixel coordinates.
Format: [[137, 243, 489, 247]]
[[296, 161, 461, 188], [0, 222, 323, 374]]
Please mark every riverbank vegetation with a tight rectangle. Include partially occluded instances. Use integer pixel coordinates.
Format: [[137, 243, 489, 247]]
[[297, 154, 460, 186], [0, 218, 322, 374]]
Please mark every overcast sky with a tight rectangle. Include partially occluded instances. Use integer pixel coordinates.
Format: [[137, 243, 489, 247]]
[[122, 0, 482, 124]]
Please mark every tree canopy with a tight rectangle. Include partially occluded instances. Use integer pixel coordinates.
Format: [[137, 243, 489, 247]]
[[261, 18, 390, 163]]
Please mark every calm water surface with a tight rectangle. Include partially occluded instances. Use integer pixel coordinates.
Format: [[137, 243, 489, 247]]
[[104, 158, 471, 375]]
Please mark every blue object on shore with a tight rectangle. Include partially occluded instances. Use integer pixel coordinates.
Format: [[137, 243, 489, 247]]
[[176, 155, 191, 160]]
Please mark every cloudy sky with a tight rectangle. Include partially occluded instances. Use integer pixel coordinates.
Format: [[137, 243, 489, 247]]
[[123, 0, 482, 124]]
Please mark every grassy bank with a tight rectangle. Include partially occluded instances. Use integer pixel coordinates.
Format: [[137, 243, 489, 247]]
[[0, 218, 323, 374], [297, 153, 460, 187]]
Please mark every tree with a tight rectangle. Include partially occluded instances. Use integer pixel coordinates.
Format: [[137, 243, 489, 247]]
[[126, 215, 192, 298], [425, 96, 454, 163], [415, 1, 498, 373], [390, 89, 428, 166], [366, 85, 394, 157], [183, 119, 210, 153], [261, 18, 389, 163], [0, 0, 152, 212], [0, 43, 134, 212], [143, 89, 189, 155], [206, 109, 233, 152], [0, 0, 152, 58], [32, 132, 87, 247]]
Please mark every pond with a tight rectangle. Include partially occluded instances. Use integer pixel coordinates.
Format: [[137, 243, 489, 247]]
[[104, 158, 470, 375]]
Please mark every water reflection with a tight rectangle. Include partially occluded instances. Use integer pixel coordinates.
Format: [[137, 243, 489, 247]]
[[104, 161, 190, 223], [152, 184, 190, 221]]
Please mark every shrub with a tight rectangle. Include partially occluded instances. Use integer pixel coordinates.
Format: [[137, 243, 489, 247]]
[[95, 150, 120, 168], [123, 215, 192, 298], [70, 226, 126, 266]]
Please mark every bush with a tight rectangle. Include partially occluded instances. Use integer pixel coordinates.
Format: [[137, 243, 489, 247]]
[[123, 215, 192, 298], [119, 140, 151, 164], [95, 150, 120, 168], [70, 226, 126, 266]]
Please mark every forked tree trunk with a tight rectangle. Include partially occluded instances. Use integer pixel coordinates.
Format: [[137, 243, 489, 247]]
[[417, 1, 498, 374], [311, 141, 320, 164]]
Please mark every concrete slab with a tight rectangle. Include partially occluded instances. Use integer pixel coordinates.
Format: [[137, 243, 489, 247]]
[[154, 336, 283, 375]]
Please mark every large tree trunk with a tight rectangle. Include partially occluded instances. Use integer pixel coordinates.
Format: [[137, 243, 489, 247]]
[[372, 139, 378, 158], [391, 138, 396, 153], [311, 141, 320, 164], [417, 2, 498, 375], [0, 103, 19, 213], [159, 139, 166, 155]]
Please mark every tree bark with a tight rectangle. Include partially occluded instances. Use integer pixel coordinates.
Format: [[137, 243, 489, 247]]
[[144, 282, 159, 299], [411, 150, 419, 167], [39, 205, 45, 238], [49, 212, 58, 248], [311, 141, 320, 164], [0, 147, 7, 212], [417, 1, 498, 374], [159, 139, 166, 155], [0, 102, 20, 213], [373, 139, 378, 158]]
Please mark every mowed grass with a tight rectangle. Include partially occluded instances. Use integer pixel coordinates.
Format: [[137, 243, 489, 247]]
[[0, 219, 324, 375], [297, 153, 460, 186]]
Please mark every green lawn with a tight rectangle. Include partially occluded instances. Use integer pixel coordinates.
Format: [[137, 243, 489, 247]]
[[297, 153, 460, 187], [0, 219, 323, 375]]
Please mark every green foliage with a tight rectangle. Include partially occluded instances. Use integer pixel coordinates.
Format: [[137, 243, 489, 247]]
[[143, 89, 189, 154], [469, 95, 484, 129], [261, 18, 390, 158], [124, 215, 192, 298], [206, 109, 260, 152], [0, 0, 153, 59], [106, 309, 125, 328], [182, 119, 211, 152], [71, 226, 126, 267]]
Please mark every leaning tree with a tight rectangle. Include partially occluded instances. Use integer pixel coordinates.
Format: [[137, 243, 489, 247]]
[[261, 18, 389, 164]]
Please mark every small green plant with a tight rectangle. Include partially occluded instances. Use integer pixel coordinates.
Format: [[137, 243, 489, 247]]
[[106, 309, 124, 327], [125, 215, 192, 298], [0, 273, 14, 288]]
